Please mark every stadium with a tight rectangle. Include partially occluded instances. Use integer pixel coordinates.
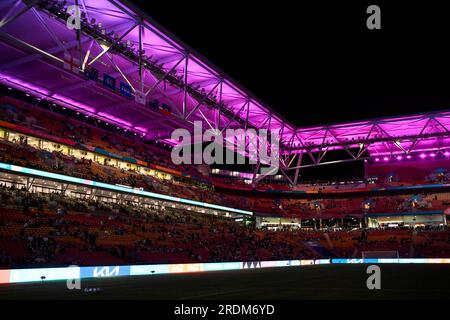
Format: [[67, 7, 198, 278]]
[[0, 0, 449, 303]]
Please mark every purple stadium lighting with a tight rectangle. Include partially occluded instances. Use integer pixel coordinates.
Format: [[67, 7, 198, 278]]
[[98, 112, 134, 128], [1, 0, 450, 186], [0, 76, 147, 135], [430, 153, 436, 158], [445, 151, 450, 156], [0, 73, 51, 96], [396, 155, 403, 160]]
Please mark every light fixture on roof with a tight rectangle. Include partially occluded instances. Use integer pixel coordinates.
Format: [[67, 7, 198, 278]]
[[99, 42, 110, 51]]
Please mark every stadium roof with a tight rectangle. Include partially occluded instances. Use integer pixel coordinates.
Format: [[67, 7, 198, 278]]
[[1, 0, 450, 181], [0, 0, 293, 139]]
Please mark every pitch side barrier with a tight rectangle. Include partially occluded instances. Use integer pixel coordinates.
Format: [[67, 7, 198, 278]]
[[1, 258, 450, 284]]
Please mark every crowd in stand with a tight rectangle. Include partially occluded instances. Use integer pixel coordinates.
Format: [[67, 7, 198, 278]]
[[3, 96, 450, 198], [0, 136, 228, 205], [0, 97, 202, 178], [249, 192, 446, 218], [1, 135, 449, 220], [320, 226, 450, 258], [1, 96, 450, 211], [1, 95, 450, 269], [0, 185, 321, 268], [2, 123, 450, 223], [1, 184, 449, 268]]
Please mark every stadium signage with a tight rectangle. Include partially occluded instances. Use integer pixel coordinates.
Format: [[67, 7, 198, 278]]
[[2, 259, 450, 285], [93, 267, 120, 277], [80, 266, 130, 278], [333, 259, 365, 264]]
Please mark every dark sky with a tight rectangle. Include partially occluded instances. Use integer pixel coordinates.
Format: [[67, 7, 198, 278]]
[[128, 1, 450, 127]]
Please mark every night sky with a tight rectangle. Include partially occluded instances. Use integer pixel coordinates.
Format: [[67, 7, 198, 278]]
[[128, 1, 450, 127]]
